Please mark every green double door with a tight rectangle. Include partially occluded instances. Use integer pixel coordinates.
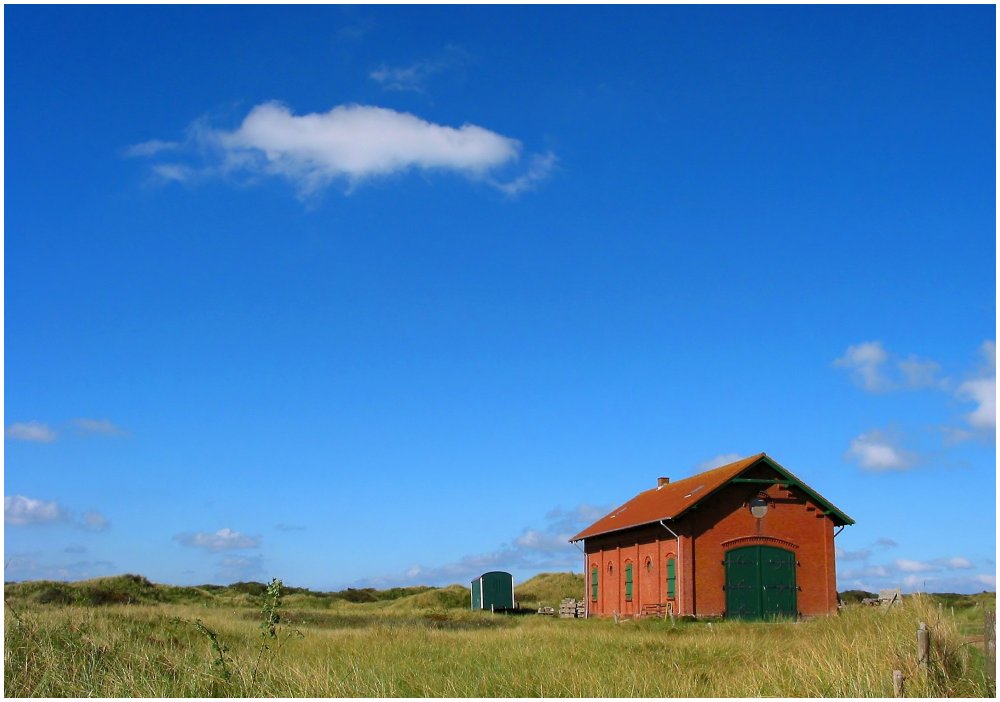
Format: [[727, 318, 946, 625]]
[[724, 545, 797, 620]]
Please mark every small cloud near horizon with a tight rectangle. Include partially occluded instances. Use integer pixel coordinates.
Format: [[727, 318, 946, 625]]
[[352, 503, 609, 589], [216, 555, 266, 582], [840, 553, 989, 593], [175, 528, 261, 552]]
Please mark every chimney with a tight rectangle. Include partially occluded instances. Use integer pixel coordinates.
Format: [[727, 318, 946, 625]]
[[658, 477, 670, 487]]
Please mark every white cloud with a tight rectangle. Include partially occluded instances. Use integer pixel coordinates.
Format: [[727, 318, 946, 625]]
[[897, 356, 944, 389], [841, 564, 891, 579], [216, 555, 265, 582], [491, 151, 557, 196], [846, 430, 912, 471], [81, 510, 111, 532], [369, 47, 468, 93], [152, 163, 195, 183], [370, 61, 443, 93], [840, 555, 994, 594], [874, 537, 898, 549], [956, 344, 995, 430], [5, 495, 66, 525], [123, 139, 179, 158], [973, 574, 996, 588], [5, 421, 57, 443], [958, 377, 995, 429], [130, 101, 554, 198], [4, 553, 116, 582], [942, 556, 973, 570], [175, 527, 260, 552], [895, 558, 935, 573], [697, 453, 744, 471], [836, 547, 872, 562], [354, 503, 609, 588], [220, 102, 519, 194], [834, 341, 944, 393], [72, 418, 126, 437], [834, 341, 890, 392]]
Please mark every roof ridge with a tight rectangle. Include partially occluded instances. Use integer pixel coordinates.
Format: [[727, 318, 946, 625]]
[[569, 452, 852, 542]]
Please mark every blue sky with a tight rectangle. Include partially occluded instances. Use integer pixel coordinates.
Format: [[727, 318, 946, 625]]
[[4, 6, 995, 594]]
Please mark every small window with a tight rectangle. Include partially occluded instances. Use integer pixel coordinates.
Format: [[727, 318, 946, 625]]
[[625, 562, 633, 601], [666, 557, 676, 599], [645, 557, 653, 573], [591, 565, 599, 602], [608, 562, 613, 574]]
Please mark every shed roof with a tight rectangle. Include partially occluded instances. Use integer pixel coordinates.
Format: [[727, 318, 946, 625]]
[[569, 453, 853, 542]]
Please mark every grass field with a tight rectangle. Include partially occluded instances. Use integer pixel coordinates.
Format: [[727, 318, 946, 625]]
[[4, 574, 994, 697]]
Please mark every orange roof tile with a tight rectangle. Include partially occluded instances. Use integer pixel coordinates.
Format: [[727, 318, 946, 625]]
[[569, 452, 852, 541]]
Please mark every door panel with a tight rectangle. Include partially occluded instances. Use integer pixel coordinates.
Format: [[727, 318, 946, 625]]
[[759, 546, 797, 618], [725, 545, 796, 620], [724, 548, 761, 619]]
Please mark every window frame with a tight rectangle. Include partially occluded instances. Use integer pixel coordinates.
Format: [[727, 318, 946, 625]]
[[666, 556, 676, 600], [624, 561, 634, 601]]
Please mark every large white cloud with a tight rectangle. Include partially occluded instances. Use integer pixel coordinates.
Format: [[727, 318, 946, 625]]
[[129, 102, 550, 197], [222, 102, 518, 188], [5, 495, 65, 525]]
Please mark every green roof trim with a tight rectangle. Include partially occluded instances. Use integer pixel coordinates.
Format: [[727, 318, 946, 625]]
[[682, 454, 855, 527], [753, 455, 854, 526]]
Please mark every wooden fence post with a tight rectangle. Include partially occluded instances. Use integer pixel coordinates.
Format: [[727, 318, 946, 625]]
[[892, 670, 904, 697], [917, 622, 930, 672], [986, 610, 996, 690]]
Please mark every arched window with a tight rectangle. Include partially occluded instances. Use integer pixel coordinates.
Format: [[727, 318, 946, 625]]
[[591, 565, 599, 602], [666, 557, 676, 600], [645, 557, 653, 573], [625, 562, 634, 601]]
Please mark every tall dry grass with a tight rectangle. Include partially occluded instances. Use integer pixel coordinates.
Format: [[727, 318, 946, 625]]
[[4, 594, 992, 697]]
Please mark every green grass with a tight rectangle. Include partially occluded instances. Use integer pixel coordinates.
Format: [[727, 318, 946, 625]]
[[4, 576, 995, 697], [515, 572, 585, 609]]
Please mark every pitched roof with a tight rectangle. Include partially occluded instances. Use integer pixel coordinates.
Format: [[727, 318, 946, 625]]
[[569, 453, 853, 541]]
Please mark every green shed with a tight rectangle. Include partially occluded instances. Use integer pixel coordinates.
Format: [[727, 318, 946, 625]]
[[470, 571, 514, 611]]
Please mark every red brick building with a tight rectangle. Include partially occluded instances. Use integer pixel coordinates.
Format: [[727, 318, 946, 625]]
[[570, 453, 853, 620]]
